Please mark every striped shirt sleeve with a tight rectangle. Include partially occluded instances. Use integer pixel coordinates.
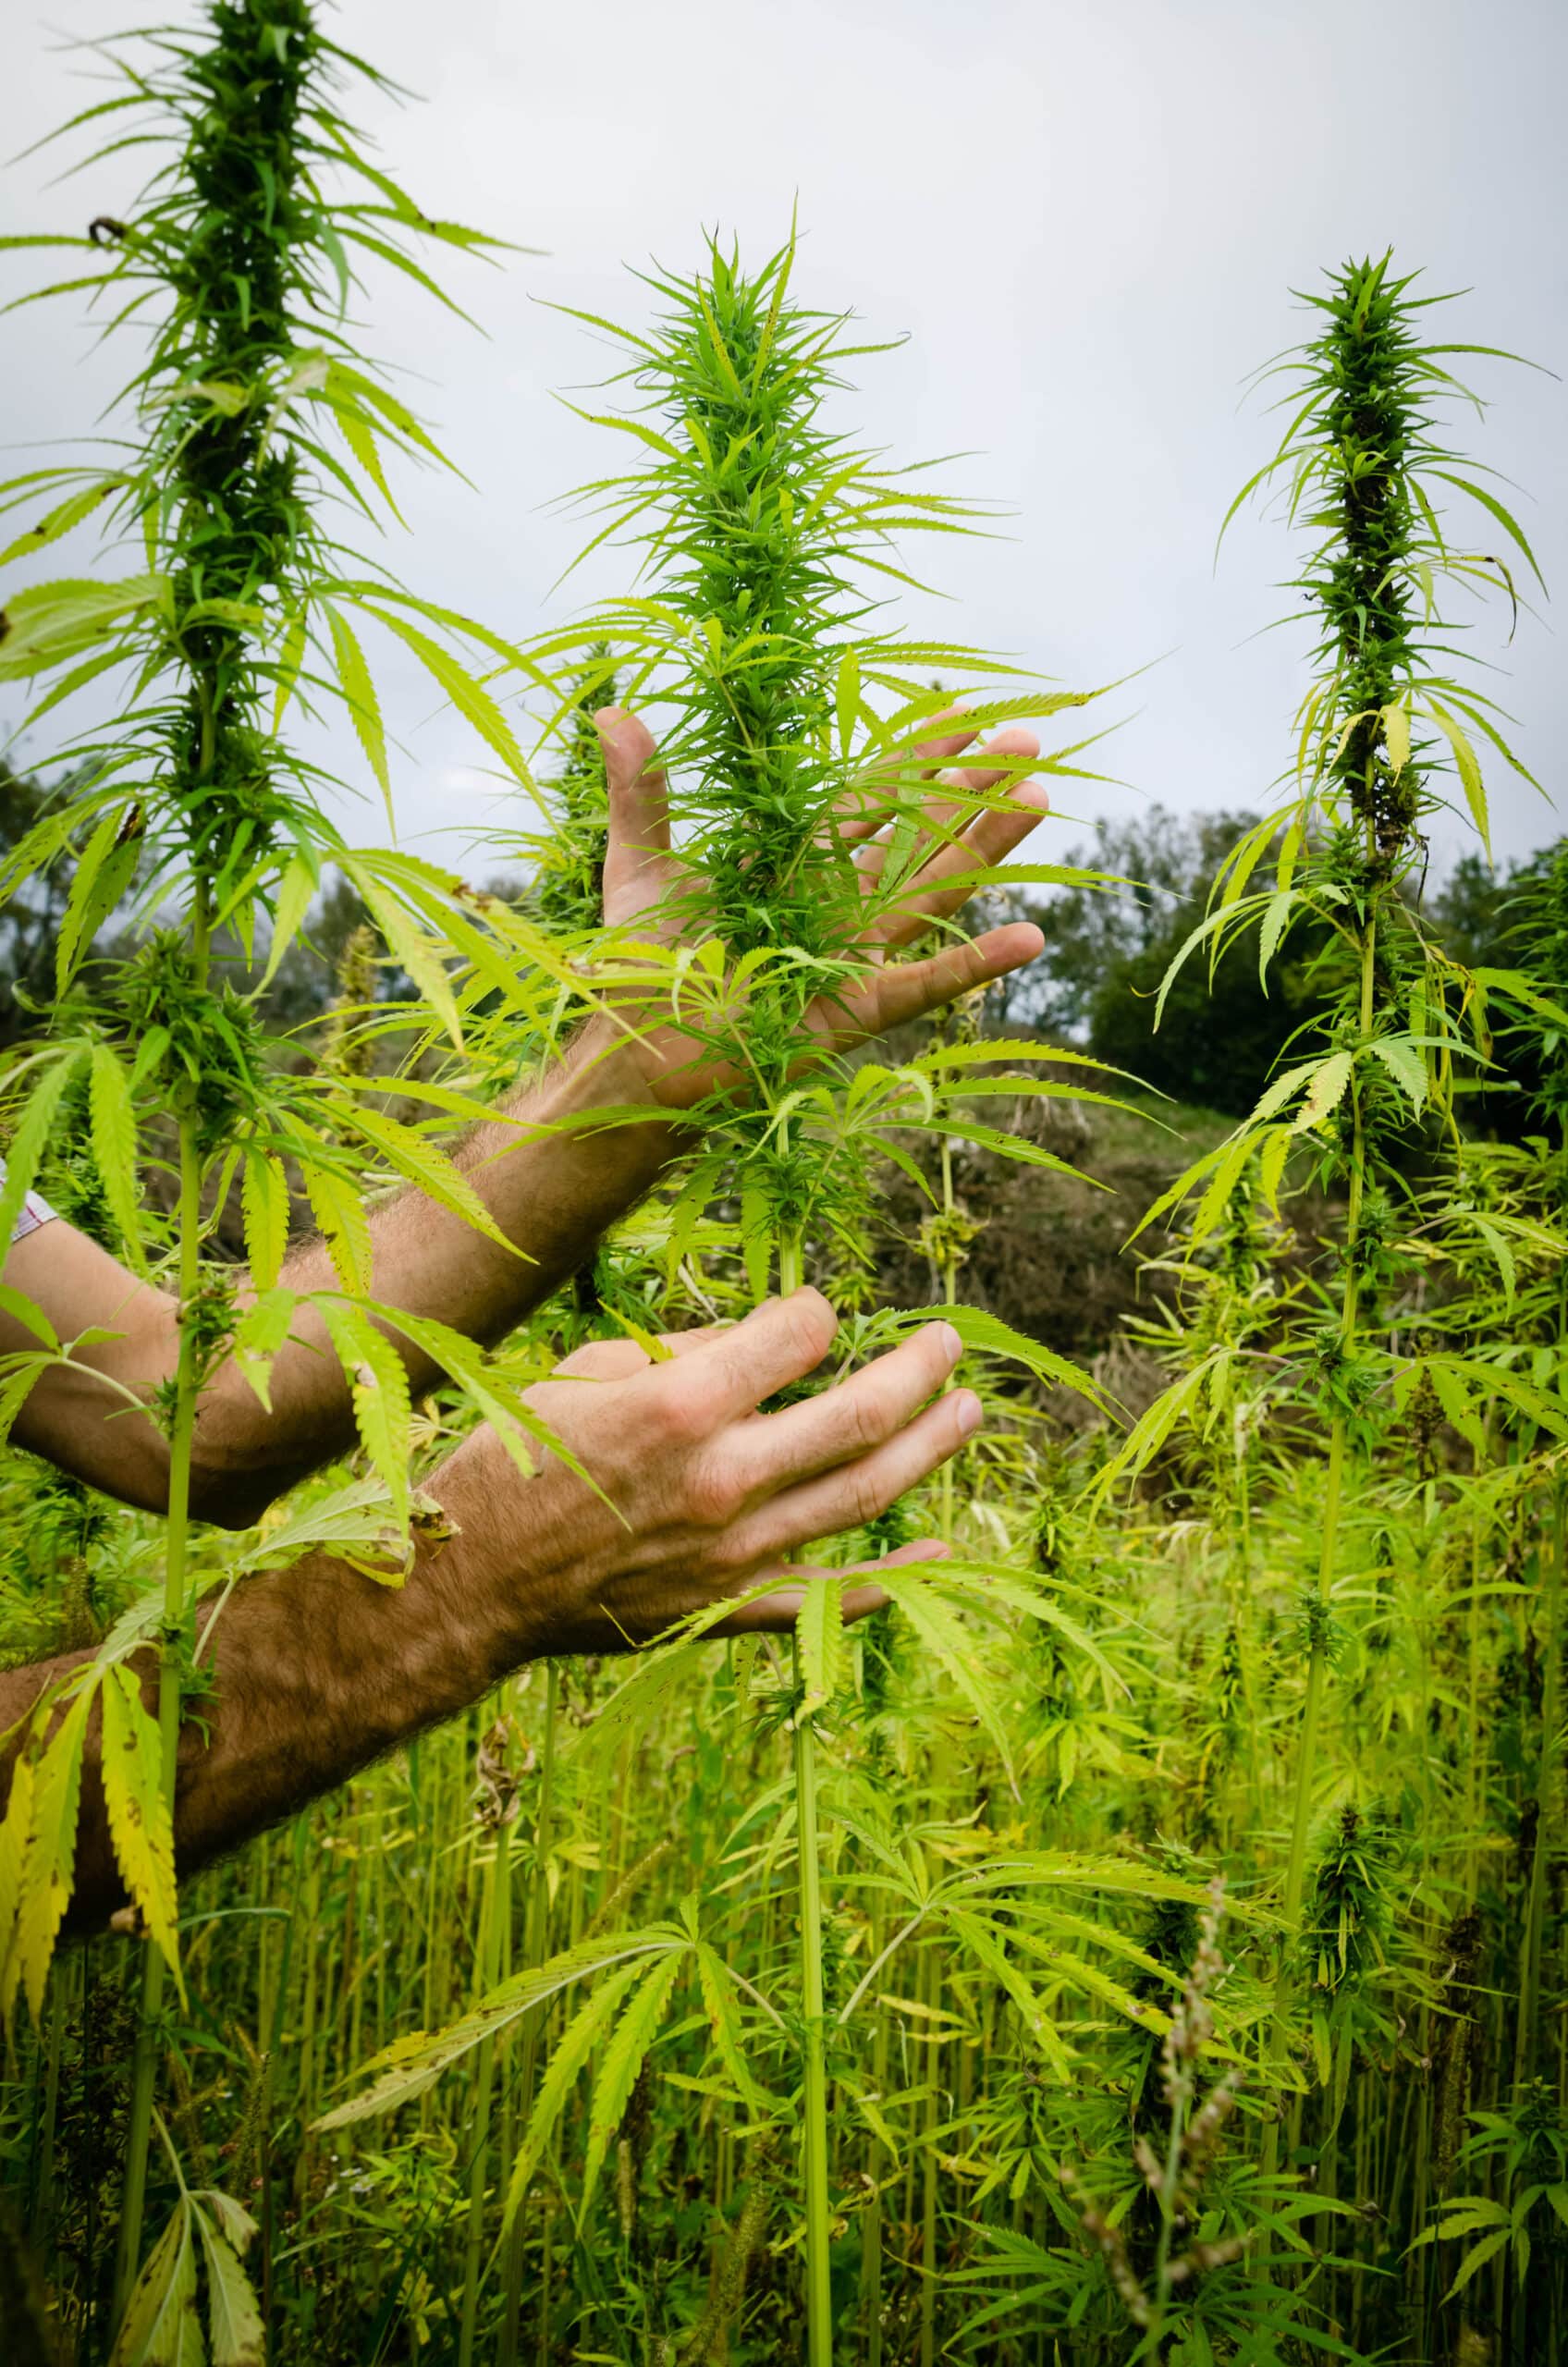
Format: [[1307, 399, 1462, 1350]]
[[1, 1158, 56, 1244]]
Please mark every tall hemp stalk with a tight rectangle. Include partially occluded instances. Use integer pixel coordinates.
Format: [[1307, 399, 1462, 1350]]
[[543, 234, 1009, 2367], [0, 0, 574, 2342], [311, 229, 1133, 2361], [533, 238, 1132, 2362], [1107, 252, 1549, 2177]]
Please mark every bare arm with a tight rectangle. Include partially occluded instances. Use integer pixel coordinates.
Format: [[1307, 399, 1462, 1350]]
[[1, 707, 1047, 1523], [0, 1294, 973, 1932], [4, 1022, 683, 1524]]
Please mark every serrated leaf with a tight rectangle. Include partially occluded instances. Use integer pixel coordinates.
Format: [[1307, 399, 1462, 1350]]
[[101, 1664, 182, 1998], [108, 2198, 201, 2367], [4, 1683, 94, 2024], [89, 1039, 145, 1269], [258, 854, 317, 990], [693, 1943, 772, 2111], [888, 1303, 1104, 1407], [329, 1099, 514, 1256], [319, 1301, 412, 1529], [1292, 1050, 1354, 1135], [1427, 701, 1490, 859], [301, 1165, 372, 1294], [579, 1951, 683, 2219], [0, 475, 121, 567], [313, 1930, 683, 2128], [239, 1152, 290, 1294], [193, 2206, 263, 2367], [338, 859, 463, 1048], [1369, 1035, 1427, 1117], [500, 1958, 648, 2230], [944, 1908, 1074, 2078], [878, 1571, 1016, 1788], [365, 607, 530, 785], [55, 805, 141, 992], [794, 1576, 845, 1721], [325, 603, 392, 828]]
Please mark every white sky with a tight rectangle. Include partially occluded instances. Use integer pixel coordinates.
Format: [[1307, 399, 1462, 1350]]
[[4, 0, 1564, 879]]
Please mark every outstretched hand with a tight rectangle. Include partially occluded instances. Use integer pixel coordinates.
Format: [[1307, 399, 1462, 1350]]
[[497, 1288, 969, 1657], [591, 706, 1048, 1109]]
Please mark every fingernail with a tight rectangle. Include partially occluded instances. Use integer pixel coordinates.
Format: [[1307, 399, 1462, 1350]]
[[594, 705, 625, 732], [954, 1392, 982, 1437], [937, 1322, 962, 1365]]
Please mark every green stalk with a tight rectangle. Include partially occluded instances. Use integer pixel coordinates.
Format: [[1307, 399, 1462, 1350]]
[[501, 1660, 559, 2366], [459, 1784, 511, 2367], [861, 1885, 888, 2367], [1513, 1484, 1565, 2093], [919, 1131, 961, 2367], [778, 1219, 833, 2365], [1263, 921, 1373, 2180], [792, 1665, 833, 2367], [111, 1079, 206, 2328]]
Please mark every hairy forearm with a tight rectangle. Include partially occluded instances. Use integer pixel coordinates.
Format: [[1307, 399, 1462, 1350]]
[[0, 1432, 541, 1936], [210, 1019, 681, 1501], [7, 1020, 682, 1525]]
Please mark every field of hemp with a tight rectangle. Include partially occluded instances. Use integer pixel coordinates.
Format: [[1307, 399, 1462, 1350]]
[[1, 9, 1565, 2366]]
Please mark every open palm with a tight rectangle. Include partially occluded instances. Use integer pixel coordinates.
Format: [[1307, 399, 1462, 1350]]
[[593, 706, 1049, 1109]]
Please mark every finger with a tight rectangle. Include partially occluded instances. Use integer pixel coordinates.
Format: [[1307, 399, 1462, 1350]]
[[553, 1319, 730, 1383], [654, 1321, 730, 1358], [740, 1321, 962, 1492], [551, 1337, 653, 1381], [853, 730, 1041, 889], [827, 923, 1046, 1043], [656, 1287, 839, 1424], [735, 1392, 981, 1565], [879, 780, 1051, 945], [596, 706, 671, 922], [711, 1539, 948, 1635], [834, 713, 986, 846]]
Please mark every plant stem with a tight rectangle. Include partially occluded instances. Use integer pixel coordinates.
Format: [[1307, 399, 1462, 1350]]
[[775, 1212, 832, 2361], [1514, 1482, 1565, 2094], [502, 1660, 559, 2366], [793, 1665, 833, 2367], [459, 1771, 511, 2367], [110, 1085, 206, 2328]]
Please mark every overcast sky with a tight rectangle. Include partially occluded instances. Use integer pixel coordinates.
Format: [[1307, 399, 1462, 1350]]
[[5, 0, 1565, 882]]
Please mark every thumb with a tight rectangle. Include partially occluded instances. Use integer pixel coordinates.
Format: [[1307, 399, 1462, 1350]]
[[595, 708, 671, 925]]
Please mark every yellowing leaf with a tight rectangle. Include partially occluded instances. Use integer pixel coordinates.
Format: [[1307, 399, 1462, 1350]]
[[194, 2199, 264, 2367], [102, 1664, 182, 1998], [239, 1151, 291, 1294], [1291, 1050, 1354, 1135], [301, 1165, 372, 1294], [1369, 1035, 1428, 1118], [4, 1684, 94, 2024], [108, 2197, 199, 2367], [1382, 701, 1411, 777]]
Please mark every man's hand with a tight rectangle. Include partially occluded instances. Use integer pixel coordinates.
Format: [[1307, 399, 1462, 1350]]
[[2, 1292, 974, 1928], [588, 706, 1050, 1109], [489, 1288, 973, 1656]]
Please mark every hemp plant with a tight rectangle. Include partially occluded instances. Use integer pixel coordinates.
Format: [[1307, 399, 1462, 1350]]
[[1102, 251, 1558, 2160], [530, 232, 1129, 2362], [0, 0, 575, 2337]]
